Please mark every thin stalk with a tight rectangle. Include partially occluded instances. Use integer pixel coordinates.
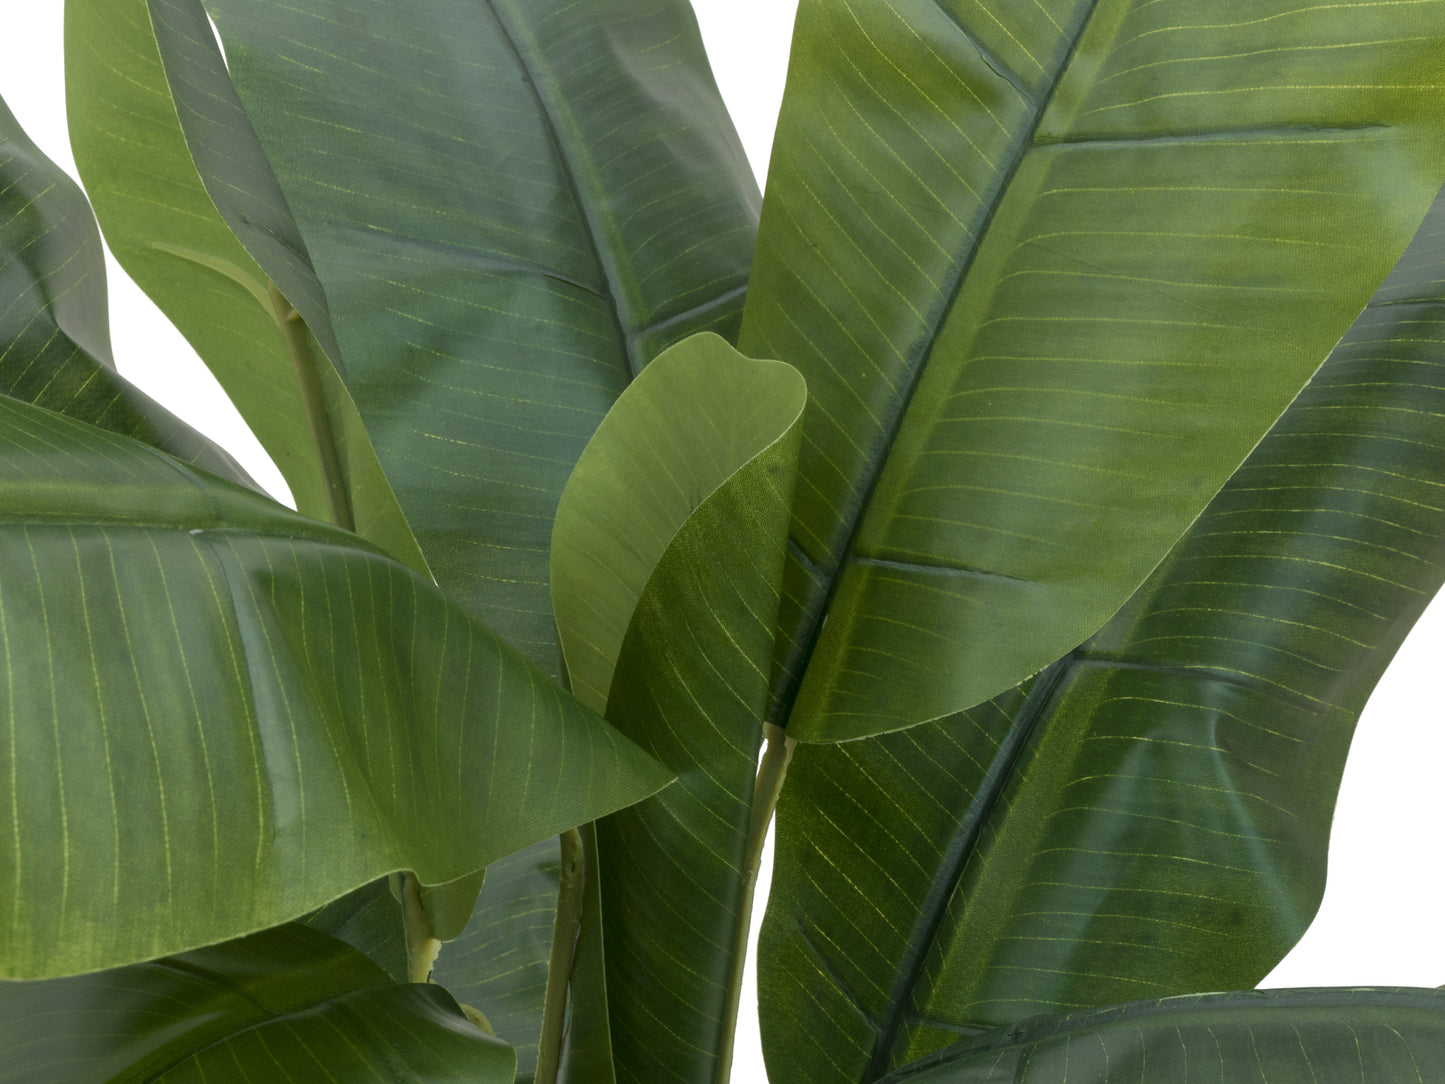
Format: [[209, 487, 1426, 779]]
[[267, 280, 354, 531], [397, 871, 442, 984], [536, 827, 586, 1084], [715, 723, 797, 1084]]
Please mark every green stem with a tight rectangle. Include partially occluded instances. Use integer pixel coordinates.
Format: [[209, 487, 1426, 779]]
[[397, 871, 442, 984], [536, 827, 586, 1084], [715, 724, 797, 1084], [267, 280, 354, 531]]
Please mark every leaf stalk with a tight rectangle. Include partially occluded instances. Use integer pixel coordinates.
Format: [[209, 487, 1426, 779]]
[[716, 723, 796, 1084], [536, 827, 586, 1084]]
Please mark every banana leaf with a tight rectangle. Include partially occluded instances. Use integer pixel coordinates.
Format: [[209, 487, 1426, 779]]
[[0, 394, 669, 979], [758, 182, 1445, 1080], [742, 0, 1445, 741], [199, 0, 761, 671]]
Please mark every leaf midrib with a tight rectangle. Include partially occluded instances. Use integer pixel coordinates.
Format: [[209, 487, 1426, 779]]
[[772, 0, 1106, 748]]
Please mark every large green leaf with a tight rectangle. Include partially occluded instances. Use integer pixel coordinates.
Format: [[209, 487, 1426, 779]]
[[874, 989, 1445, 1083], [742, 0, 1445, 741], [0, 93, 252, 486], [66, 0, 426, 573], [551, 334, 806, 1081], [201, 0, 760, 669], [0, 396, 670, 979], [758, 185, 1445, 1080], [0, 923, 513, 1082]]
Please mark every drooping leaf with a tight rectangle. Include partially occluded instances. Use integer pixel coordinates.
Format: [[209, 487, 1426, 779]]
[[0, 397, 670, 979], [874, 988, 1445, 1083], [742, 0, 1445, 741], [758, 185, 1445, 1080], [431, 838, 561, 1083], [66, 0, 426, 573], [0, 923, 514, 1082], [0, 92, 252, 486], [551, 333, 806, 1081], [298, 876, 409, 984], [201, 0, 761, 670]]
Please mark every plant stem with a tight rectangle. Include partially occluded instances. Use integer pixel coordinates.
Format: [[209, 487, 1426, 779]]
[[536, 827, 586, 1084], [715, 723, 796, 1084], [397, 871, 442, 984], [267, 280, 354, 531]]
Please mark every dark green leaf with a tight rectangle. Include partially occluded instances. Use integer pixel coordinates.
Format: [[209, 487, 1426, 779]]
[[0, 397, 670, 979], [0, 92, 252, 485], [432, 838, 561, 1083], [743, 0, 1445, 741], [759, 185, 1445, 1080], [0, 923, 514, 1082], [202, 0, 760, 669], [875, 988, 1445, 1083], [551, 333, 806, 1081]]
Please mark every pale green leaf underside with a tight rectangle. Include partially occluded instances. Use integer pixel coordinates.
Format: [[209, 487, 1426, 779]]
[[551, 334, 805, 1081], [204, 0, 761, 670], [0, 397, 670, 979], [551, 332, 806, 715], [875, 989, 1445, 1083], [744, 0, 1445, 741], [0, 924, 513, 1082]]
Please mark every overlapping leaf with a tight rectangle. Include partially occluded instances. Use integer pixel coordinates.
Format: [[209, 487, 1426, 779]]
[[742, 0, 1445, 741], [875, 989, 1445, 1083], [0, 396, 670, 979], [66, 0, 426, 573], [200, 0, 761, 670], [758, 187, 1445, 1080], [0, 93, 251, 485], [0, 923, 513, 1082], [551, 334, 806, 1081]]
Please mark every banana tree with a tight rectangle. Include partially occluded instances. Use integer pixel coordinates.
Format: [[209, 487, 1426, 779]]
[[1, 1, 1444, 1081]]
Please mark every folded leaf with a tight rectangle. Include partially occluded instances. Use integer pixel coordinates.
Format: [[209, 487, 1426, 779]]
[[743, 0, 1445, 741], [0, 923, 514, 1082], [552, 333, 806, 1081], [0, 398, 670, 979], [759, 184, 1445, 1080], [66, 0, 426, 574], [875, 988, 1445, 1083], [0, 93, 252, 486], [201, 0, 761, 669]]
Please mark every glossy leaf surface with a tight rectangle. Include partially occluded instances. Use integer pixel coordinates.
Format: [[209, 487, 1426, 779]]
[[0, 93, 251, 486], [0, 923, 513, 1082], [66, 0, 425, 573], [552, 334, 805, 1081], [203, 0, 760, 669], [876, 989, 1445, 1083], [759, 187, 1445, 1079], [742, 0, 1445, 741], [0, 397, 669, 979]]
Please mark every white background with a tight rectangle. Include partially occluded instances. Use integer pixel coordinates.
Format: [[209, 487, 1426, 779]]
[[3, 3, 1442, 1080]]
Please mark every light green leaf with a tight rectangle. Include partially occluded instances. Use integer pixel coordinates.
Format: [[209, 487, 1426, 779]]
[[743, 0, 1445, 741], [758, 186, 1445, 1079], [874, 989, 1445, 1083], [0, 923, 514, 1082], [201, 0, 761, 669], [0, 93, 252, 486], [552, 332, 806, 1081], [0, 397, 670, 979], [66, 0, 426, 573]]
